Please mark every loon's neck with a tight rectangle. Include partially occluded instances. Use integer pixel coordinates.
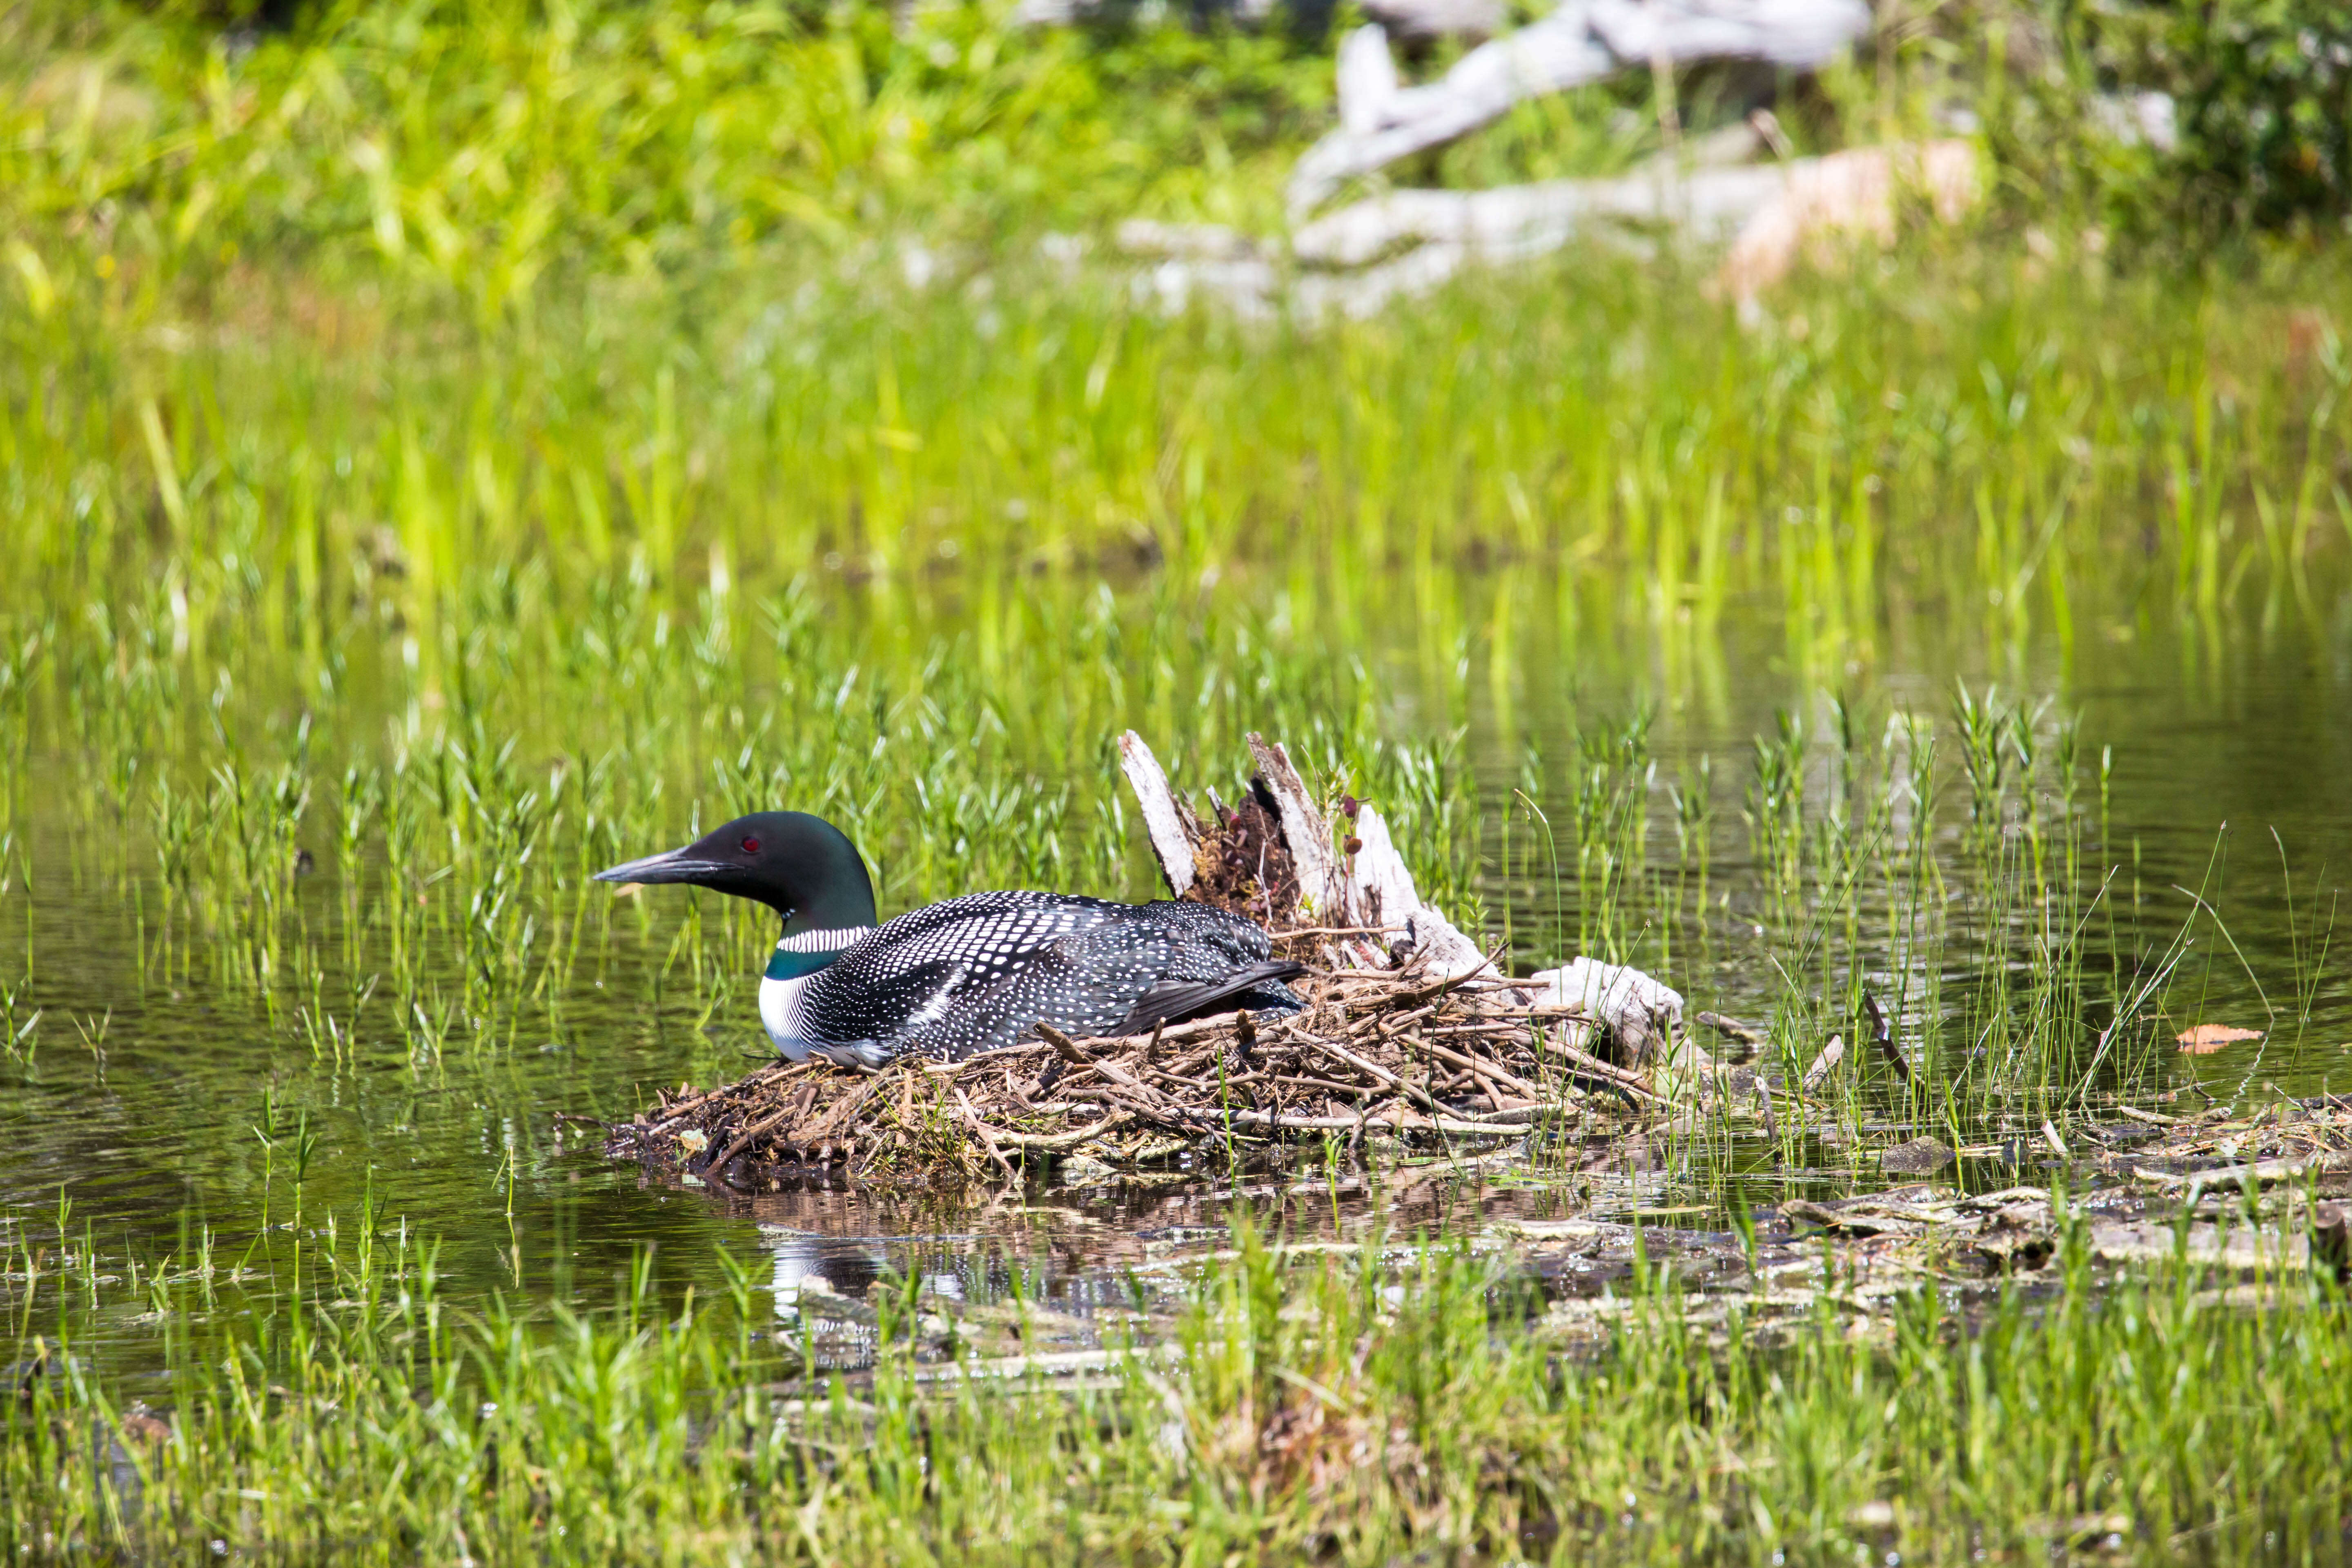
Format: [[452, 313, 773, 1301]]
[[763, 924, 873, 980], [760, 924, 875, 1065]]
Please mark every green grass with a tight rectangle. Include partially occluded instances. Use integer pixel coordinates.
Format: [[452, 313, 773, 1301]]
[[0, 0, 1332, 308], [0, 244, 2343, 1204], [7, 1203, 2348, 1564], [4, 5, 2352, 1561], [11, 248, 2352, 670], [8, 5, 2352, 638]]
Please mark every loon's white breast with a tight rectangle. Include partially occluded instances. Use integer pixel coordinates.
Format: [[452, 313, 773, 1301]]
[[760, 925, 884, 1067], [757, 971, 815, 1061]]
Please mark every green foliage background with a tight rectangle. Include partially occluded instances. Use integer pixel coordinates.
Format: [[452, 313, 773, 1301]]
[[2, 0, 1330, 321]]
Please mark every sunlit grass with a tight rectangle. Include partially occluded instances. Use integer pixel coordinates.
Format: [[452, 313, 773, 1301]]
[[0, 236, 2345, 1150], [4, 11, 2352, 1557], [5, 1199, 2346, 1564], [0, 0, 1332, 312], [12, 213, 2352, 625]]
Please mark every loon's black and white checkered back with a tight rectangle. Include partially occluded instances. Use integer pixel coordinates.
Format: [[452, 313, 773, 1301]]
[[793, 891, 1301, 1062]]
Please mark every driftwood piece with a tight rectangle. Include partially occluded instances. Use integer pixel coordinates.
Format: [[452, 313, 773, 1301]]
[[1292, 244, 1479, 321], [1714, 139, 1978, 303], [1292, 156, 1779, 269], [1342, 800, 1419, 933], [1136, 137, 1977, 321], [1799, 1033, 1845, 1093], [1524, 957, 1685, 1062], [1362, 0, 1506, 43], [1289, 0, 1870, 218], [1345, 803, 1489, 979], [1118, 730, 1201, 897], [1338, 21, 1405, 137], [1290, 136, 1976, 295], [1114, 730, 1531, 987]]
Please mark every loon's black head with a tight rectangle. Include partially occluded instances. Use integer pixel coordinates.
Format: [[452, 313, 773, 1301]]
[[594, 811, 877, 934]]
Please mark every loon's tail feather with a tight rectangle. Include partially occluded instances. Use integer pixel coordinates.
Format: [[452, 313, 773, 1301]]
[[1107, 959, 1306, 1038]]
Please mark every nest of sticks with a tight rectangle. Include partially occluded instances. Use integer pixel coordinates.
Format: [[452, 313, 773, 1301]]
[[603, 958, 1666, 1188]]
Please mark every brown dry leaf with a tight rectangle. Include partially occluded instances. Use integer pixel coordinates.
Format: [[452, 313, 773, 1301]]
[[2176, 1023, 2263, 1054]]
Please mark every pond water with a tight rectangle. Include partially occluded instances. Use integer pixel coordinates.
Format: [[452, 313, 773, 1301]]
[[2, 561, 2348, 1370]]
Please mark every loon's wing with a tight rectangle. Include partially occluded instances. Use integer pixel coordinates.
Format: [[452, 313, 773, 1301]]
[[1108, 958, 1306, 1036], [797, 892, 1123, 1051], [894, 900, 1302, 1061]]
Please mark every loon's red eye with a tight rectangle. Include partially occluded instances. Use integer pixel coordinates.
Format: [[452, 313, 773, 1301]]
[[739, 835, 762, 855]]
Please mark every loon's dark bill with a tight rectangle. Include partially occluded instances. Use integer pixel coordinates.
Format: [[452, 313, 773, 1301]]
[[593, 845, 735, 885]]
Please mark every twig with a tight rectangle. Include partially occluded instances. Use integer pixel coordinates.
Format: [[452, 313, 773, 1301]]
[[1391, 940, 1508, 1007], [702, 1102, 801, 1176], [1406, 1036, 1548, 1101], [1864, 993, 1910, 1084], [1037, 1021, 1094, 1063], [1177, 1106, 1526, 1138], [1800, 1035, 1845, 1094], [796, 1073, 888, 1145], [1059, 1013, 1244, 1051], [954, 1087, 1022, 1181], [1696, 1010, 1768, 1047], [1267, 1073, 1375, 1098], [1535, 1034, 1671, 1106], [978, 1112, 1135, 1150], [1303, 1034, 1450, 1119], [644, 1062, 795, 1133]]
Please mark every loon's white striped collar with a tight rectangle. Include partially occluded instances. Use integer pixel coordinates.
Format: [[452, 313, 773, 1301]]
[[764, 925, 873, 981]]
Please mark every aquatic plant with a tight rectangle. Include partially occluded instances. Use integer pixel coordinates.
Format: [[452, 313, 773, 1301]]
[[5, 1199, 2347, 1564]]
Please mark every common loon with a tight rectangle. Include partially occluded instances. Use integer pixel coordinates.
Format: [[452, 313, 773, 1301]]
[[595, 811, 1305, 1067]]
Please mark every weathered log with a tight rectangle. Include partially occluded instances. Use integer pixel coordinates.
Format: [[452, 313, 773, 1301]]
[[1713, 139, 1979, 303], [1118, 730, 1202, 896], [1524, 956, 1685, 1061], [1342, 802, 1489, 978], [1140, 138, 1978, 321], [1112, 730, 1509, 983], [1289, 0, 1870, 218], [1291, 137, 1776, 268], [1337, 20, 1403, 136]]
